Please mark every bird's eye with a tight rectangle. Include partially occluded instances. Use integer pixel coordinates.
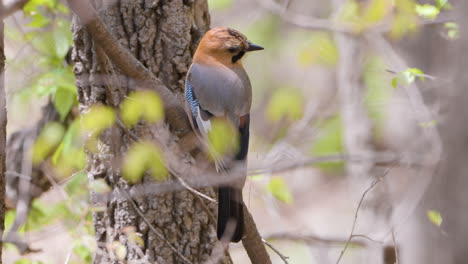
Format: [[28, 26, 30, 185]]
[[228, 47, 239, 53]]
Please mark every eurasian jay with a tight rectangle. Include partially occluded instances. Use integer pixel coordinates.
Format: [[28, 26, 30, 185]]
[[184, 27, 263, 242]]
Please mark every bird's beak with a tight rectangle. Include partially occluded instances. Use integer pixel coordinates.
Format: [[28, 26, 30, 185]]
[[246, 42, 264, 52]]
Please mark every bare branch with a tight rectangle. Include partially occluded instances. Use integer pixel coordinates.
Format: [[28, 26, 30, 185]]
[[262, 239, 289, 264], [266, 232, 367, 247], [249, 152, 427, 176], [242, 207, 273, 264], [2, 0, 29, 19], [257, 0, 453, 34], [336, 167, 394, 264], [256, 0, 352, 33]]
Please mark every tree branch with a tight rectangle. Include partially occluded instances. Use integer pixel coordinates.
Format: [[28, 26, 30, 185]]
[[2, 0, 29, 19], [242, 207, 272, 264], [66, 0, 192, 138], [336, 167, 393, 264], [257, 0, 454, 34]]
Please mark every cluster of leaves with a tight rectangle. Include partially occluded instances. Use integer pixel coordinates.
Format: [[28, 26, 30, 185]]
[[10, 88, 168, 262], [80, 91, 166, 184], [8, 0, 76, 121], [6, 172, 95, 264]]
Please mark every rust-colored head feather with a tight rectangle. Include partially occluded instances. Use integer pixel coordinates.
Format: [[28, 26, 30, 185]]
[[193, 27, 263, 66]]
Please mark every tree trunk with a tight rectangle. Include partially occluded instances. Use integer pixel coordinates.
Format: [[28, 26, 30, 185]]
[[0, 0, 6, 261], [70, 1, 230, 263]]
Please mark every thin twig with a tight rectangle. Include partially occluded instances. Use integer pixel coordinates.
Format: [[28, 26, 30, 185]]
[[257, 0, 454, 34], [385, 69, 439, 81], [336, 167, 394, 264], [174, 175, 217, 203], [249, 152, 425, 176], [266, 232, 368, 247], [262, 238, 289, 264], [117, 186, 193, 264], [116, 119, 217, 204], [350, 234, 384, 245]]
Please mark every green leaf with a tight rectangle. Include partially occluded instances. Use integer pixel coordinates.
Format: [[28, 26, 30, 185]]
[[267, 177, 293, 203], [54, 87, 76, 121], [363, 56, 392, 139], [427, 210, 443, 226], [310, 115, 345, 172], [81, 105, 116, 135], [23, 0, 56, 13], [207, 0, 233, 10], [31, 32, 56, 57], [207, 119, 239, 159], [390, 13, 418, 39], [392, 67, 425, 89], [435, 0, 449, 9], [122, 141, 168, 184], [266, 88, 303, 121], [26, 12, 51, 28], [363, 0, 391, 24], [65, 171, 87, 195], [391, 77, 398, 89], [415, 4, 440, 19], [445, 22, 459, 40], [298, 33, 338, 67], [32, 122, 65, 164], [120, 91, 164, 127], [54, 20, 73, 58], [74, 243, 93, 263], [419, 120, 438, 127]]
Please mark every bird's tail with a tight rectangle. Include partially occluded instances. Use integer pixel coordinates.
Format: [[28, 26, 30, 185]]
[[217, 186, 244, 242]]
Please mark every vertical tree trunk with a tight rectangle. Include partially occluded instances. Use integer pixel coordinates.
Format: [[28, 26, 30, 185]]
[[0, 0, 6, 262], [415, 1, 468, 263], [70, 1, 230, 263]]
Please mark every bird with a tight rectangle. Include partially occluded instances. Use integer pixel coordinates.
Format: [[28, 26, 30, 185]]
[[184, 27, 263, 243]]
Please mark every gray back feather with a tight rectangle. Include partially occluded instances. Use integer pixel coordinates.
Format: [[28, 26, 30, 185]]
[[188, 63, 252, 124]]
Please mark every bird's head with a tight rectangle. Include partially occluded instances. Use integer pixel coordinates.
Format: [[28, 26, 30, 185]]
[[193, 27, 264, 66]]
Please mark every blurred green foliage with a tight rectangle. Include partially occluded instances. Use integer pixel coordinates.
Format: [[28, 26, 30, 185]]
[[81, 105, 116, 135], [427, 210, 443, 227], [120, 91, 164, 127], [266, 88, 304, 122], [207, 0, 233, 10], [122, 141, 168, 184], [363, 56, 392, 139], [310, 116, 345, 172], [391, 67, 425, 88], [298, 32, 338, 67], [32, 121, 65, 164], [207, 118, 239, 160], [10, 0, 76, 117], [6, 172, 94, 263], [267, 177, 293, 204], [444, 22, 459, 39]]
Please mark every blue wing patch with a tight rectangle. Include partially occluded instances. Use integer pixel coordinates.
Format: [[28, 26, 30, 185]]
[[185, 79, 199, 116]]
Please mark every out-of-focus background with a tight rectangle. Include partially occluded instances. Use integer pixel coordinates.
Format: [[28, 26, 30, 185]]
[[3, 0, 465, 263]]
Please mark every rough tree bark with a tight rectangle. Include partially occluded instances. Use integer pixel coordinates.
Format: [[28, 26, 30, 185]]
[[69, 1, 232, 263]]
